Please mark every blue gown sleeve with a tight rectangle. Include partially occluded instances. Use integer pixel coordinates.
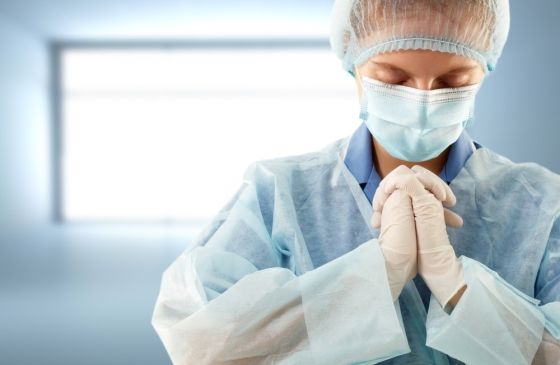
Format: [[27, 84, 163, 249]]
[[151, 164, 410, 365], [534, 217, 560, 363], [424, 217, 560, 365]]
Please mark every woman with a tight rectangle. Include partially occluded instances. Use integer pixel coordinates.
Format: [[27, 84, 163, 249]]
[[152, 0, 560, 364]]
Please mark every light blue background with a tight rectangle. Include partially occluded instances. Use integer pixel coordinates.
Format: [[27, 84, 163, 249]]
[[0, 1, 558, 364]]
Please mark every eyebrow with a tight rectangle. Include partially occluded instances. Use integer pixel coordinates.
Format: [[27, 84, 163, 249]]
[[371, 61, 479, 74]]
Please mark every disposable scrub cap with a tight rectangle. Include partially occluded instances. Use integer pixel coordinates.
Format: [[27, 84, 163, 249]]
[[330, 0, 510, 76]]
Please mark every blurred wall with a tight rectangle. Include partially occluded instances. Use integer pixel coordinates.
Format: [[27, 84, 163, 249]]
[[469, 1, 560, 173], [0, 14, 49, 240], [0, 15, 186, 365]]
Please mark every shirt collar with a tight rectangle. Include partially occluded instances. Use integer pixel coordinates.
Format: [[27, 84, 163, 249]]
[[440, 129, 477, 184], [344, 122, 374, 185], [344, 121, 477, 188]]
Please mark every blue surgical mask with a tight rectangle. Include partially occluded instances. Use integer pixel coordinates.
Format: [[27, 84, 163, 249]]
[[359, 75, 482, 162]]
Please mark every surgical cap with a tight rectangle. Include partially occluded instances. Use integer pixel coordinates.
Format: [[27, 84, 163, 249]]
[[330, 0, 510, 76]]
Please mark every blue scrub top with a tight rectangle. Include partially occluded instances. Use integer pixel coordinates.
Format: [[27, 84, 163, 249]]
[[344, 121, 480, 203], [344, 122, 481, 310]]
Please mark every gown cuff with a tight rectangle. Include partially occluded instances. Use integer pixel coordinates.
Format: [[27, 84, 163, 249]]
[[300, 238, 410, 363], [425, 256, 545, 365]]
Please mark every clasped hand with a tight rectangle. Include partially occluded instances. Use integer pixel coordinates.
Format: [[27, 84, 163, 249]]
[[372, 165, 467, 310]]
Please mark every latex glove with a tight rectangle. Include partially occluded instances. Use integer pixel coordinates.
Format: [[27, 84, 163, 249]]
[[411, 165, 467, 309], [372, 172, 417, 302], [373, 165, 466, 309], [371, 165, 463, 229]]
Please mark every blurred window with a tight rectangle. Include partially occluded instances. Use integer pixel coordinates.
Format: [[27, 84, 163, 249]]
[[59, 44, 357, 222]]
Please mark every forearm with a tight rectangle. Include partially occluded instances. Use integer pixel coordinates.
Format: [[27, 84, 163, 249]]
[[153, 240, 411, 365]]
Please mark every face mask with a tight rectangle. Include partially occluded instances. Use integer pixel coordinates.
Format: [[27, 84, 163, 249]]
[[359, 75, 482, 162]]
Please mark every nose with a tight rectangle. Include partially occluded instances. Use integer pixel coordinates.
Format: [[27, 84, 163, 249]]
[[413, 79, 439, 91]]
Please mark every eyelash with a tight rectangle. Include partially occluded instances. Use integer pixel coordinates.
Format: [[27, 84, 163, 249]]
[[391, 79, 462, 88]]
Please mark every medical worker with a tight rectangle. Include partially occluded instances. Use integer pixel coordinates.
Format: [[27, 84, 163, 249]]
[[152, 0, 560, 364]]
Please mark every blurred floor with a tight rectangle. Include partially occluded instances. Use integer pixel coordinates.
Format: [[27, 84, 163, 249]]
[[0, 225, 194, 365]]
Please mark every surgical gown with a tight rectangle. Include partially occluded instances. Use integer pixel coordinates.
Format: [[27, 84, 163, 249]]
[[152, 136, 560, 364]]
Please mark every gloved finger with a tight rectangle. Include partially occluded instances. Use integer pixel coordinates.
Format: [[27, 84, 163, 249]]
[[378, 208, 463, 229], [382, 172, 426, 198], [372, 169, 415, 229], [411, 165, 456, 205], [444, 208, 464, 228], [411, 168, 447, 202], [372, 165, 412, 220], [372, 185, 391, 214], [373, 202, 462, 233], [372, 183, 396, 229], [411, 165, 457, 207], [371, 211, 381, 228], [379, 188, 415, 231], [402, 200, 462, 228]]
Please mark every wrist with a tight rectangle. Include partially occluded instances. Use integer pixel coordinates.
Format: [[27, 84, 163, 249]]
[[443, 284, 467, 313], [418, 250, 466, 308]]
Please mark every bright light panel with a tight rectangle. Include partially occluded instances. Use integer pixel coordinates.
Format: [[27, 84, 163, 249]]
[[61, 47, 358, 222]]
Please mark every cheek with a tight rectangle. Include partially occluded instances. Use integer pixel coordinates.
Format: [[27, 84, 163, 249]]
[[472, 67, 486, 82], [476, 72, 486, 83]]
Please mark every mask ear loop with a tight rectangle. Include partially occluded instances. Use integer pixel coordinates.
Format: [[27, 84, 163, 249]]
[[359, 95, 369, 121], [356, 69, 369, 121], [464, 112, 476, 129]]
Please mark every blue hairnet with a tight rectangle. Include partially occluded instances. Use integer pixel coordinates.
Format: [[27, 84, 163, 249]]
[[330, 0, 510, 75]]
